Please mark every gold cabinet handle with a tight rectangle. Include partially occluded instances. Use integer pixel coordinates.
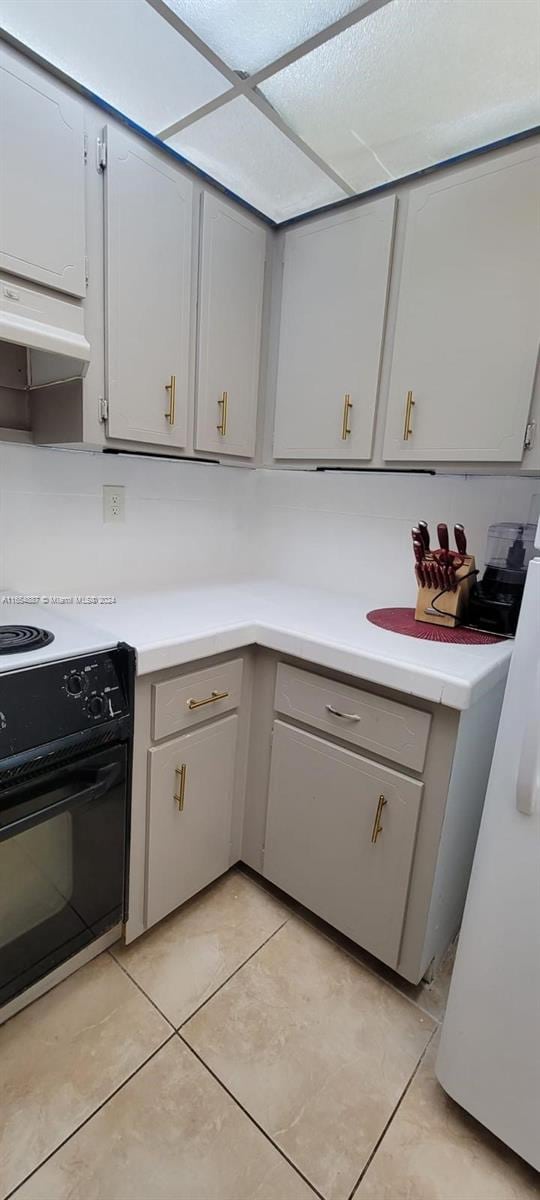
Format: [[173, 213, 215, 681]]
[[165, 375, 176, 425], [217, 391, 228, 436], [326, 704, 361, 722], [371, 794, 387, 844], [187, 689, 229, 711], [403, 390, 415, 440], [341, 393, 352, 440], [174, 763, 186, 811]]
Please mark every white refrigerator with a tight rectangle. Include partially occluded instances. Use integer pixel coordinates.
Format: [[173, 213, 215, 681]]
[[436, 519, 540, 1170]]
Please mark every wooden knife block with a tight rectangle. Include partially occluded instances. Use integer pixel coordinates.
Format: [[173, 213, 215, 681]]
[[415, 556, 476, 628]]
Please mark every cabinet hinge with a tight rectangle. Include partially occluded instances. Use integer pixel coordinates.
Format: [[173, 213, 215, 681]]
[[83, 133, 88, 164], [97, 135, 107, 171], [84, 255, 89, 286], [98, 397, 109, 424], [524, 421, 536, 451]]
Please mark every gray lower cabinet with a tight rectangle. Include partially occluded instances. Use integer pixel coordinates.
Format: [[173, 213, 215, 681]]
[[146, 714, 238, 927], [263, 721, 423, 966]]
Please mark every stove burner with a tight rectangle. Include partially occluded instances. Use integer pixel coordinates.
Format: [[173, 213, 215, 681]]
[[0, 625, 55, 655]]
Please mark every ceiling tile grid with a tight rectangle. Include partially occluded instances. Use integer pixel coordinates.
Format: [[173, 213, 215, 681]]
[[1, 0, 539, 222]]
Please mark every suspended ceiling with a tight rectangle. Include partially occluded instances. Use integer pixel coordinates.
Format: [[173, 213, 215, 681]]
[[1, 0, 539, 223]]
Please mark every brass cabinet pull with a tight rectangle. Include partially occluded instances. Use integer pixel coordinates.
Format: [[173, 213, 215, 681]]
[[174, 763, 186, 811], [341, 393, 352, 440], [217, 391, 228, 436], [326, 704, 361, 721], [165, 375, 176, 425], [187, 689, 229, 711], [371, 794, 387, 844], [403, 390, 415, 440]]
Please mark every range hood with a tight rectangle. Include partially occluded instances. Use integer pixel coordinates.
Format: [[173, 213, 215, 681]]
[[0, 274, 90, 384]]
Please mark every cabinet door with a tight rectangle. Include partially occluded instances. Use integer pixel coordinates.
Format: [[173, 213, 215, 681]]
[[146, 715, 237, 927], [196, 194, 266, 458], [383, 148, 540, 462], [263, 722, 422, 967], [105, 126, 192, 447], [0, 45, 86, 297], [273, 197, 395, 460]]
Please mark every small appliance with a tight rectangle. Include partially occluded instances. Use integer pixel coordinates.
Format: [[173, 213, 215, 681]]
[[468, 522, 536, 636]]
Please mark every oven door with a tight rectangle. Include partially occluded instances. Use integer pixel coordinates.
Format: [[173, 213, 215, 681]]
[[0, 743, 127, 1006]]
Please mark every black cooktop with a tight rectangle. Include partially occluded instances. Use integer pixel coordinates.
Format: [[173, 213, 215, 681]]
[[0, 625, 55, 655]]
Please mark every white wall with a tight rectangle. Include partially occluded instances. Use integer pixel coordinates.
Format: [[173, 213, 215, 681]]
[[0, 443, 538, 603], [0, 444, 254, 594], [252, 469, 540, 605]]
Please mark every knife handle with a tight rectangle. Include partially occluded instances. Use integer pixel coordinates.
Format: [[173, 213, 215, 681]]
[[454, 524, 467, 556], [437, 523, 449, 552], [418, 520, 430, 552]]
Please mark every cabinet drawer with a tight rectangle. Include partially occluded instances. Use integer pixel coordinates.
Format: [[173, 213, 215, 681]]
[[264, 723, 423, 966], [146, 715, 238, 927], [152, 658, 243, 740], [275, 663, 431, 771]]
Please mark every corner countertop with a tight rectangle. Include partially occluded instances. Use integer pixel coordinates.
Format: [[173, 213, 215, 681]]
[[43, 579, 512, 710]]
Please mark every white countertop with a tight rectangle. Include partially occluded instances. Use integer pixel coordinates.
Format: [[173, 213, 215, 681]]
[[29, 578, 512, 710]]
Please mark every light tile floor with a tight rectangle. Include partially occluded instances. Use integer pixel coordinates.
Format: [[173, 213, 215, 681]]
[[2, 869, 538, 1200]]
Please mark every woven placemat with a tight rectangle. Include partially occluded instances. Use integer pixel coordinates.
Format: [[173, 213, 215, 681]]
[[366, 607, 504, 644]]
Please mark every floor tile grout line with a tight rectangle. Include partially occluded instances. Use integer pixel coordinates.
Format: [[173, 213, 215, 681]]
[[236, 865, 446, 1025], [177, 1032, 325, 1200], [291, 906, 443, 1027], [347, 1027, 439, 1200], [4, 1032, 177, 1200], [107, 947, 177, 1031], [176, 917, 290, 1032]]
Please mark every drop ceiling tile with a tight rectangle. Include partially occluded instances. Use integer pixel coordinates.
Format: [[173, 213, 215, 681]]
[[261, 0, 540, 192], [165, 0, 366, 74], [166, 96, 347, 220], [0, 0, 230, 132]]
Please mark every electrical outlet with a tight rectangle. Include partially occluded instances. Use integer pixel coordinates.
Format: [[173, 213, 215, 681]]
[[103, 484, 125, 523]]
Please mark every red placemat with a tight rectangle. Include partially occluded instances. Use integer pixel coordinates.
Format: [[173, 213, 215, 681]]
[[367, 607, 505, 644]]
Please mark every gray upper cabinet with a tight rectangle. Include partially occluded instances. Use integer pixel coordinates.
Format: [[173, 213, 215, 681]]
[[0, 44, 86, 298], [383, 147, 540, 463], [196, 194, 266, 458], [273, 197, 396, 460], [104, 125, 193, 447]]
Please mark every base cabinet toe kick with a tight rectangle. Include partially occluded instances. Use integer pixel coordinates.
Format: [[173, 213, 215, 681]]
[[127, 649, 505, 984]]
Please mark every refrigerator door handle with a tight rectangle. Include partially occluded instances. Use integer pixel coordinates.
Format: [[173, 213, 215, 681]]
[[516, 664, 540, 815]]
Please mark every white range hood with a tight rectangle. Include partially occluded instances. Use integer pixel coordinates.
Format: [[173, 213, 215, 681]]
[[0, 274, 90, 384]]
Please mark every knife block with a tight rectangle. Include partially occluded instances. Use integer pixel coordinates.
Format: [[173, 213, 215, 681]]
[[415, 556, 476, 628]]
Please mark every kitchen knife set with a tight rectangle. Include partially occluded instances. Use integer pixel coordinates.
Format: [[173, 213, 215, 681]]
[[412, 522, 468, 593], [412, 521, 477, 628]]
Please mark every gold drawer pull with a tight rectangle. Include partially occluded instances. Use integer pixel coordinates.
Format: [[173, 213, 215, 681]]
[[165, 374, 176, 425], [403, 390, 415, 440], [326, 704, 361, 721], [371, 794, 387, 844], [341, 393, 352, 440], [217, 391, 228, 436], [174, 763, 186, 811], [187, 689, 229, 711]]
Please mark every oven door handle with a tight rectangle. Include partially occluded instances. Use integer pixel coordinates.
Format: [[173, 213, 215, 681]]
[[0, 761, 123, 841]]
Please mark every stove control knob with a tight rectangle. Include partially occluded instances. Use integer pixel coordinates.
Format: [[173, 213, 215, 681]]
[[87, 694, 105, 719], [66, 673, 84, 697]]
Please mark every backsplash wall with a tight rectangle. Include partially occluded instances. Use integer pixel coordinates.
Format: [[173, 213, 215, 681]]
[[252, 469, 540, 605], [0, 443, 538, 602], [0, 443, 254, 595]]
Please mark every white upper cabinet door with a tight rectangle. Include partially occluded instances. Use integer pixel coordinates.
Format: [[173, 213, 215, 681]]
[[195, 194, 266, 458], [383, 148, 540, 463], [0, 46, 86, 298], [105, 126, 193, 447], [273, 196, 396, 460]]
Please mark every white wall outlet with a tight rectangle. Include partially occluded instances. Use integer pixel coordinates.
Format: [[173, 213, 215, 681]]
[[103, 484, 125, 523]]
